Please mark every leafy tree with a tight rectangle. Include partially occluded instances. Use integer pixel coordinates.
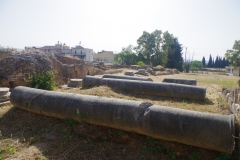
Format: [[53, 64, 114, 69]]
[[190, 61, 203, 71], [115, 29, 184, 70], [202, 56, 206, 67], [136, 30, 183, 70], [160, 31, 174, 67], [136, 31, 156, 64], [225, 40, 240, 66], [136, 30, 174, 66], [151, 30, 164, 66], [114, 45, 139, 65]]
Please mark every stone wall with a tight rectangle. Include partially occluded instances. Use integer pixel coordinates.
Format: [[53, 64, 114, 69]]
[[220, 84, 240, 157], [54, 55, 84, 65], [0, 52, 96, 88], [48, 54, 95, 84], [221, 86, 240, 118]]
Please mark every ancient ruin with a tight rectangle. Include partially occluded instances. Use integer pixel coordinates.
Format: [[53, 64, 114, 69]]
[[82, 76, 206, 100], [221, 85, 240, 118], [0, 87, 10, 106], [10, 86, 235, 153], [67, 79, 82, 88], [162, 78, 197, 85], [0, 52, 96, 88]]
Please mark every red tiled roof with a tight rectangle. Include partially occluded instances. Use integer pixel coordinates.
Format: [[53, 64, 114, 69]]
[[39, 46, 56, 50]]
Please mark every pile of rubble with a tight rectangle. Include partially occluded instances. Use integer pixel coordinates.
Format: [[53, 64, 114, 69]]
[[0, 87, 10, 106], [67, 79, 82, 88], [123, 65, 179, 76]]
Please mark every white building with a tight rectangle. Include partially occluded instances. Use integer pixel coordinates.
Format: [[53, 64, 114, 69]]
[[61, 49, 72, 54], [39, 42, 94, 62], [225, 66, 233, 75], [70, 45, 93, 62]]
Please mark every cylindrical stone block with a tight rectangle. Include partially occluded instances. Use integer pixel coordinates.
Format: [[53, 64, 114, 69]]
[[163, 78, 197, 86], [10, 86, 235, 153], [82, 76, 206, 101], [102, 74, 153, 81]]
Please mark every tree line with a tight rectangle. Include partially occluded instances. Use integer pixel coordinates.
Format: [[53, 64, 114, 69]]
[[203, 40, 240, 68], [114, 30, 184, 71], [201, 55, 229, 68]]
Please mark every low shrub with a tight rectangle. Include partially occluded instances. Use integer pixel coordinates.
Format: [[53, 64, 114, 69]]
[[26, 71, 57, 90], [137, 61, 145, 66]]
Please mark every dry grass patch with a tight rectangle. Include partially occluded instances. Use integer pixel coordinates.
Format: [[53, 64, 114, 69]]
[[1, 72, 239, 159], [55, 72, 235, 115]]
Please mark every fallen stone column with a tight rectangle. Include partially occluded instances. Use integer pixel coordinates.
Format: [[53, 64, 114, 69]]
[[163, 78, 197, 86], [10, 86, 235, 153], [102, 74, 153, 81], [82, 76, 206, 101]]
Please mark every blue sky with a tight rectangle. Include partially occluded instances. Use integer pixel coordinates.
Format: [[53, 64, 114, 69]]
[[0, 0, 239, 61]]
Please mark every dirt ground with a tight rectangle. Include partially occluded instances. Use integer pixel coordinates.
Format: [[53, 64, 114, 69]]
[[0, 71, 239, 160]]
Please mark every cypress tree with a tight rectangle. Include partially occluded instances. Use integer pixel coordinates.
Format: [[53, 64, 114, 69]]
[[202, 56, 206, 67], [215, 56, 219, 68], [208, 54, 212, 68], [222, 57, 226, 68]]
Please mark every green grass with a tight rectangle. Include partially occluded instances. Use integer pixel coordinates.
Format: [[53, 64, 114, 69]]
[[197, 78, 237, 88]]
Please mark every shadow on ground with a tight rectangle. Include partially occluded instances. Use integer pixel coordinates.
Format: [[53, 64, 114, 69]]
[[0, 104, 238, 160]]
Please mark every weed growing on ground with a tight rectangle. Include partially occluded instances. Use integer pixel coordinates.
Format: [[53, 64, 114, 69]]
[[61, 128, 72, 140], [0, 146, 15, 158], [64, 118, 77, 126], [12, 106, 18, 112], [117, 130, 125, 139], [77, 109, 89, 122], [189, 152, 201, 160], [181, 100, 187, 106], [108, 129, 113, 135], [87, 138, 94, 150], [166, 151, 176, 160], [44, 149, 49, 154], [140, 136, 164, 155], [40, 156, 46, 160], [217, 96, 228, 109], [213, 153, 231, 160]]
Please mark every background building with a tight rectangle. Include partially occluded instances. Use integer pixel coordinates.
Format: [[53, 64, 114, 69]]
[[38, 42, 93, 62], [39, 42, 70, 54], [93, 50, 114, 63], [71, 45, 93, 61]]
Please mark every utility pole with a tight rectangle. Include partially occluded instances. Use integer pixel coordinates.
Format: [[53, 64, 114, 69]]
[[185, 47, 187, 63], [184, 47, 189, 73]]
